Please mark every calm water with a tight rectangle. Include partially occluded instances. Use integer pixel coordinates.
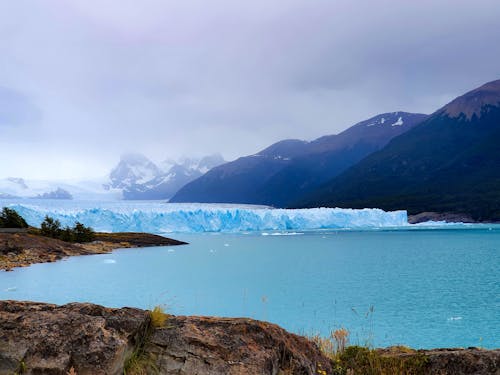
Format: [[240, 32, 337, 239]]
[[1, 228, 499, 349]]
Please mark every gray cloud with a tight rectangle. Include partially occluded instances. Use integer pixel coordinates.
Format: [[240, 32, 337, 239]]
[[0, 0, 499, 179]]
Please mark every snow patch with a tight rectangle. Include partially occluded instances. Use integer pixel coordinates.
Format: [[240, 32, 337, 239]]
[[391, 117, 404, 126]]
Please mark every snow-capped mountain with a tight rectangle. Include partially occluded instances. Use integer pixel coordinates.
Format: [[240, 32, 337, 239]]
[[171, 112, 428, 206], [0, 177, 119, 200], [296, 79, 500, 221], [107, 153, 225, 200]]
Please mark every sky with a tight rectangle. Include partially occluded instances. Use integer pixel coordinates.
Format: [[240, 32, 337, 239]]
[[1, 0, 500, 179]]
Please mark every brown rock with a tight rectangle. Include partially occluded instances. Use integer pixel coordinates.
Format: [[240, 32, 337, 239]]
[[423, 348, 500, 375], [377, 346, 500, 374], [0, 300, 148, 375], [0, 301, 330, 375], [147, 315, 332, 375]]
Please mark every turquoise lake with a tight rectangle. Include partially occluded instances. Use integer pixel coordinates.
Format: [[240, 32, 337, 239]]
[[1, 226, 499, 349]]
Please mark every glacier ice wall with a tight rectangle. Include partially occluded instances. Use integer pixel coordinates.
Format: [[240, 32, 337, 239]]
[[3, 201, 408, 233]]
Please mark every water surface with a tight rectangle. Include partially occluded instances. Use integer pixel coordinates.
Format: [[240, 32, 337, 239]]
[[1, 228, 498, 349]]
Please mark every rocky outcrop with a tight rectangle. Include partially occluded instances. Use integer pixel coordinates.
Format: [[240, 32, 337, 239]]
[[422, 348, 500, 375], [0, 301, 498, 375], [376, 346, 500, 375], [408, 212, 478, 224], [0, 232, 186, 271], [0, 301, 148, 375], [147, 316, 332, 374], [0, 301, 330, 375]]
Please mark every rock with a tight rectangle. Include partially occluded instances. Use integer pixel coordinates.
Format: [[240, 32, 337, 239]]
[[423, 348, 500, 375], [0, 301, 330, 375], [147, 316, 332, 374], [376, 346, 500, 374], [0, 301, 148, 375], [408, 211, 477, 224], [0, 301, 498, 375]]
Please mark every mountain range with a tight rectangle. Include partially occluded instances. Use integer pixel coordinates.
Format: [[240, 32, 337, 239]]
[[2, 79, 498, 221], [107, 153, 225, 199], [295, 80, 500, 221], [170, 112, 428, 206], [0, 154, 225, 201]]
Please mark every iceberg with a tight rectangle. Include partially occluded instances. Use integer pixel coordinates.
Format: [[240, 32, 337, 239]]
[[2, 200, 408, 234]]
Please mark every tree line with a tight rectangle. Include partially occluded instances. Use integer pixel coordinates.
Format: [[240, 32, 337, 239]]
[[0, 207, 95, 243]]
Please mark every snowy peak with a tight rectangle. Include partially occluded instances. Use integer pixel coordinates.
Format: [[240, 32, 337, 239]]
[[107, 153, 226, 199], [441, 79, 500, 120], [355, 112, 421, 128], [197, 154, 226, 174], [172, 154, 225, 174], [109, 153, 162, 189], [310, 112, 428, 154]]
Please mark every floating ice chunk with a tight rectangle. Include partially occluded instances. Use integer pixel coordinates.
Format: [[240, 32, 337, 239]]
[[447, 316, 463, 321], [103, 259, 116, 264], [266, 232, 304, 236]]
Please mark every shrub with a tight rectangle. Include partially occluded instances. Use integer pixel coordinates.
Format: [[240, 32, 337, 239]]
[[72, 221, 95, 243], [59, 226, 74, 242], [40, 216, 62, 238], [310, 329, 428, 375], [0, 207, 28, 228], [39, 216, 95, 243]]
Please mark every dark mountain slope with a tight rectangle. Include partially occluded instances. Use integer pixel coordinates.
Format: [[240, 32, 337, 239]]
[[170, 112, 428, 205], [295, 80, 500, 221]]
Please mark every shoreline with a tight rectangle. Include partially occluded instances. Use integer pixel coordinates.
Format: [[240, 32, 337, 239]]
[[408, 211, 500, 224], [0, 231, 187, 271], [0, 300, 498, 375]]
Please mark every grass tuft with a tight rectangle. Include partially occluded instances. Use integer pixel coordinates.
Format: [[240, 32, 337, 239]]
[[150, 305, 168, 328], [310, 328, 428, 375], [124, 350, 158, 375]]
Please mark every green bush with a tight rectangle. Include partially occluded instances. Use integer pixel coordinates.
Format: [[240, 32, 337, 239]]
[[72, 221, 95, 243], [40, 216, 62, 238], [0, 207, 28, 228], [40, 216, 95, 243]]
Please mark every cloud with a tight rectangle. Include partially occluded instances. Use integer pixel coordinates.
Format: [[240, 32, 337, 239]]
[[0, 0, 499, 179], [0, 87, 41, 127]]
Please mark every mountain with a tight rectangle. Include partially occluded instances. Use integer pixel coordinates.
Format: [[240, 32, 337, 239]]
[[107, 153, 225, 200], [35, 188, 73, 200], [295, 79, 500, 221], [0, 177, 116, 200], [170, 112, 428, 206]]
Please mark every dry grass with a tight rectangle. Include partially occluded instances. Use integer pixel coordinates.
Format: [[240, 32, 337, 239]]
[[310, 327, 350, 359], [310, 328, 428, 375], [150, 305, 168, 328], [124, 351, 157, 375]]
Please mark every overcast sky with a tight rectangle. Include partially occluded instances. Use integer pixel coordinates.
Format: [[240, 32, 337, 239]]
[[1, 0, 499, 179]]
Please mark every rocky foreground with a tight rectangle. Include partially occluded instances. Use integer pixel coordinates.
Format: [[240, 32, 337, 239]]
[[0, 232, 186, 271], [0, 301, 498, 375]]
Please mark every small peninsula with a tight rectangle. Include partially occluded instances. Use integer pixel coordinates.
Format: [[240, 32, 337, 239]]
[[0, 231, 186, 271]]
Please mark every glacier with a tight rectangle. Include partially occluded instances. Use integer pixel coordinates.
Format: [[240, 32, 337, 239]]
[[1, 200, 408, 233]]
